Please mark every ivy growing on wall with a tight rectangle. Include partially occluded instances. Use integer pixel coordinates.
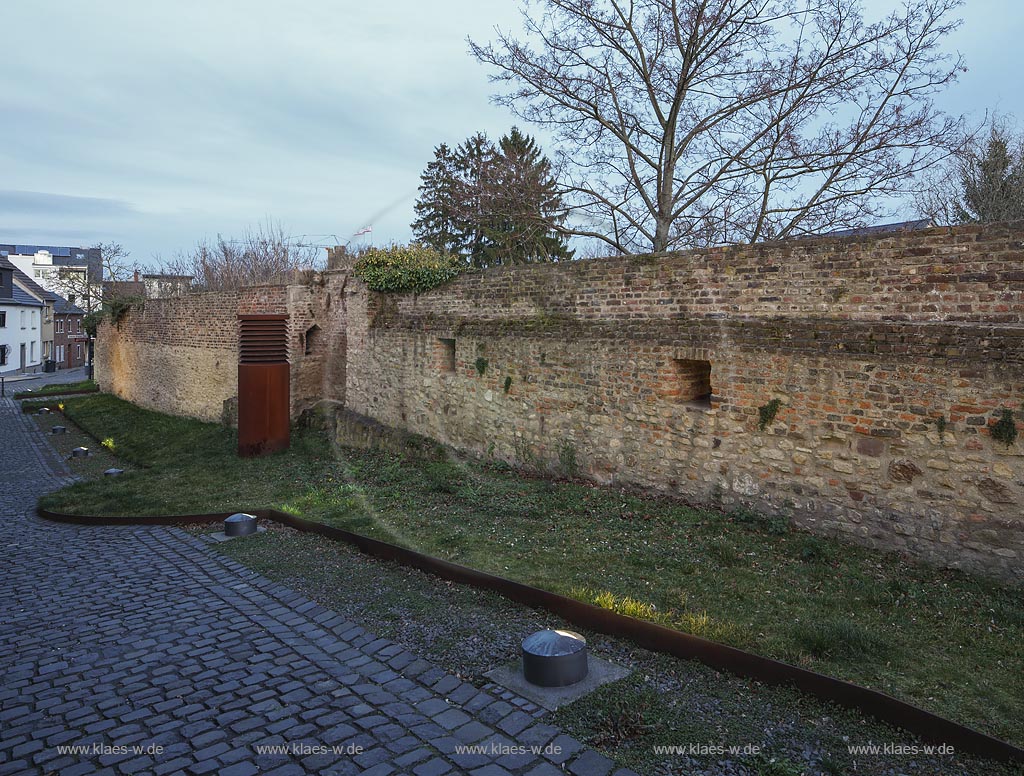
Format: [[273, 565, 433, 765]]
[[991, 408, 1019, 446], [758, 398, 783, 431], [353, 244, 462, 294]]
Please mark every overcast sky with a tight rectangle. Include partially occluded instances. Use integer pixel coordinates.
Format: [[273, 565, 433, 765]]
[[1, 0, 1021, 267]]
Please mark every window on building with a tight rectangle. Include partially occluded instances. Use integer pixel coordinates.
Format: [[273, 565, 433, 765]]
[[76, 318, 81, 333], [31, 310, 37, 329], [30, 341, 35, 361], [437, 338, 456, 373], [0, 345, 6, 365], [56, 318, 63, 334], [0, 311, 5, 327], [20, 310, 26, 328], [76, 344, 82, 359]]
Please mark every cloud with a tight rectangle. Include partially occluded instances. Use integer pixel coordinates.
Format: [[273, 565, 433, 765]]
[[0, 190, 137, 218]]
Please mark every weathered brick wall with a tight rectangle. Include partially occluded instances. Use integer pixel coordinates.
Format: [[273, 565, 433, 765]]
[[285, 273, 349, 411], [342, 223, 1024, 581], [96, 291, 241, 422], [96, 284, 300, 423], [96, 224, 1024, 580], [380, 222, 1024, 323]]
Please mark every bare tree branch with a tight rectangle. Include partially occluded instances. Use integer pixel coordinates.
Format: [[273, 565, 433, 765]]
[[470, 0, 965, 253], [158, 220, 323, 291]]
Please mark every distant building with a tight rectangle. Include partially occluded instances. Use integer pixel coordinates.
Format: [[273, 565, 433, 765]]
[[12, 269, 58, 367], [103, 270, 195, 302], [142, 272, 194, 299], [0, 257, 45, 375], [102, 275, 146, 303], [52, 296, 87, 370], [818, 219, 934, 238], [0, 244, 103, 311]]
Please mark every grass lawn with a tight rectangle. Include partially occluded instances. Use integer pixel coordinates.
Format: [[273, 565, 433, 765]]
[[39, 393, 1024, 749], [13, 379, 97, 399], [217, 529, 1019, 776]]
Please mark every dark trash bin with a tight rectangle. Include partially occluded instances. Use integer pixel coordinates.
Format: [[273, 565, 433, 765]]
[[43, 360, 56, 373]]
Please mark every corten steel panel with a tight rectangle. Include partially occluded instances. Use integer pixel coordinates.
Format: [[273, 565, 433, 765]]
[[238, 315, 290, 457], [238, 363, 290, 456]]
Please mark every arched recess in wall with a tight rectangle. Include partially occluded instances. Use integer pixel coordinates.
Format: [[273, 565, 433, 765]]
[[303, 324, 322, 356]]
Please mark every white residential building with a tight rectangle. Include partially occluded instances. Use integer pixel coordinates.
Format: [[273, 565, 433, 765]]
[[1, 244, 102, 312], [0, 257, 45, 375]]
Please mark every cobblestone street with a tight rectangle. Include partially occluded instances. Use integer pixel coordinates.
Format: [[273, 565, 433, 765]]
[[0, 397, 630, 776]]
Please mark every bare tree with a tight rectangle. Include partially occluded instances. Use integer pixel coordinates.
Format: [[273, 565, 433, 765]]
[[470, 0, 965, 253], [160, 221, 324, 291], [49, 241, 134, 313]]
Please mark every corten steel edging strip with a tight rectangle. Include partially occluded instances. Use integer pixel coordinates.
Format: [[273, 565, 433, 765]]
[[35, 506, 1024, 765], [14, 388, 100, 401], [18, 390, 100, 410]]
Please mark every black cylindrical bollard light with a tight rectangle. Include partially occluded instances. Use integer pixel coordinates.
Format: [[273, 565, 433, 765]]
[[224, 513, 258, 537], [522, 629, 588, 687]]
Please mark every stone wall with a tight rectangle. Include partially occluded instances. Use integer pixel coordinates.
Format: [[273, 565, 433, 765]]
[[340, 223, 1024, 581], [96, 223, 1024, 580], [96, 275, 351, 423], [96, 290, 243, 423]]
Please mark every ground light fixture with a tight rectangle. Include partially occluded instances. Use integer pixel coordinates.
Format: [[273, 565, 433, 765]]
[[224, 513, 258, 537], [522, 629, 588, 687]]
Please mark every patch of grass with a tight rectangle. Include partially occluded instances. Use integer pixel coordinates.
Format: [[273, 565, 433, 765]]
[[19, 399, 62, 414], [422, 461, 464, 494], [730, 507, 791, 535], [14, 379, 97, 399], [31, 411, 127, 481], [795, 536, 837, 564], [38, 394, 1024, 748], [707, 540, 742, 567], [793, 618, 889, 661]]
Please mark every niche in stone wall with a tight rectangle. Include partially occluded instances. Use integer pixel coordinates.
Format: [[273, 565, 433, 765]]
[[303, 324, 322, 356], [437, 338, 456, 373], [671, 358, 713, 408]]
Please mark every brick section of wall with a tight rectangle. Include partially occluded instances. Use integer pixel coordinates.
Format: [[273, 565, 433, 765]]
[[285, 273, 349, 414], [96, 291, 242, 422], [385, 222, 1024, 324], [96, 278, 350, 423]]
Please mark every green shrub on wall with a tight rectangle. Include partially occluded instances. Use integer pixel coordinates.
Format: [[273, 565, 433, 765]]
[[353, 244, 462, 294]]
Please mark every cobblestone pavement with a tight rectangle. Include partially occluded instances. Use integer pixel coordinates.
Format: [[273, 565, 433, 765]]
[[1, 366, 89, 392], [0, 397, 636, 776]]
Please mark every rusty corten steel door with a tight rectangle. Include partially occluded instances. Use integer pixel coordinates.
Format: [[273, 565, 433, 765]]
[[238, 315, 290, 457]]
